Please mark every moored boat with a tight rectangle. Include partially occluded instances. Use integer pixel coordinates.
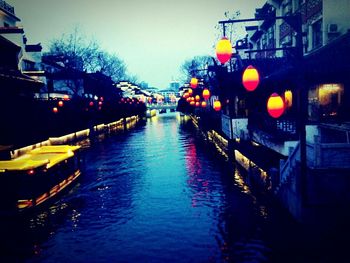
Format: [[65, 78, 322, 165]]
[[0, 145, 81, 214]]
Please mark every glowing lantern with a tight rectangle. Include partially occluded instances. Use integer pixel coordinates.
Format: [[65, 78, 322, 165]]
[[190, 78, 198, 89], [188, 88, 193, 95], [190, 101, 195, 106], [195, 95, 200, 101], [63, 94, 69, 101], [89, 101, 94, 107], [202, 89, 210, 100], [195, 101, 200, 107], [52, 107, 58, 113], [213, 100, 221, 111], [98, 101, 103, 106], [267, 93, 285, 118], [284, 90, 293, 108], [58, 101, 64, 107], [242, 65, 260, 92], [201, 101, 207, 108], [183, 92, 189, 98], [215, 37, 233, 64]]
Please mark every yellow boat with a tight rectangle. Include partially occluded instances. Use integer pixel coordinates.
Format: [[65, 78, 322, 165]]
[[0, 145, 81, 213]]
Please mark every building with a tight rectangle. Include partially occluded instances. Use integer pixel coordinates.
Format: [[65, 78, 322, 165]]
[[214, 0, 350, 222]]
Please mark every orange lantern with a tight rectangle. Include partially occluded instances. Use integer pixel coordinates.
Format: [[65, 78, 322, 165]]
[[52, 107, 58, 113], [188, 88, 193, 95], [183, 92, 189, 98], [242, 65, 260, 92], [213, 100, 221, 111], [190, 78, 198, 89], [58, 100, 64, 107], [267, 93, 285, 118], [63, 94, 69, 101], [186, 97, 191, 102], [190, 101, 195, 106], [215, 37, 233, 64], [202, 89, 210, 100], [195, 95, 200, 101], [201, 101, 207, 108], [195, 101, 200, 107]]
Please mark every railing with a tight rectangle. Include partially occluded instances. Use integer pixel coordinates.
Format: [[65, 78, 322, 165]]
[[146, 103, 177, 110], [0, 0, 15, 15], [249, 111, 298, 141]]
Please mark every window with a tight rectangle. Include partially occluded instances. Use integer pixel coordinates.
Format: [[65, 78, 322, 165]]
[[312, 19, 323, 49], [308, 84, 344, 121]]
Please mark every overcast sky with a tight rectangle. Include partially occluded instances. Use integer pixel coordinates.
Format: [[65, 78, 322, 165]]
[[8, 0, 265, 89]]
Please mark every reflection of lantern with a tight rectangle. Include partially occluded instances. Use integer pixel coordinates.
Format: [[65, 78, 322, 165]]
[[242, 65, 260, 92], [188, 88, 193, 95], [58, 101, 64, 107], [195, 95, 200, 101], [216, 37, 233, 64], [195, 101, 200, 107], [267, 93, 285, 118], [284, 90, 293, 108], [190, 78, 198, 89], [202, 89, 210, 100], [201, 101, 207, 108], [213, 100, 221, 111], [53, 107, 58, 113]]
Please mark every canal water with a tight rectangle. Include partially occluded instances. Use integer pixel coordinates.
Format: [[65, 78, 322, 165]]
[[0, 113, 342, 262]]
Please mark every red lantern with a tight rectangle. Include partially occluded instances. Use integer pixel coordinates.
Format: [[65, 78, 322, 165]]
[[213, 100, 221, 111], [201, 101, 207, 108], [183, 92, 189, 98], [58, 101, 64, 107], [186, 97, 191, 102], [190, 101, 195, 106], [195, 95, 200, 101], [267, 93, 285, 118], [188, 88, 193, 95], [190, 78, 198, 89], [202, 89, 210, 100], [89, 101, 94, 107], [242, 65, 260, 92], [215, 37, 233, 64], [52, 107, 58, 113], [63, 94, 69, 101], [195, 101, 200, 107]]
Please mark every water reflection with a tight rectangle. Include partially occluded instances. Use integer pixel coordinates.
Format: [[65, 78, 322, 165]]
[[0, 112, 312, 262]]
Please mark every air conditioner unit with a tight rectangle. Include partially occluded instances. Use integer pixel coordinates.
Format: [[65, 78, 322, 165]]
[[327, 24, 339, 34]]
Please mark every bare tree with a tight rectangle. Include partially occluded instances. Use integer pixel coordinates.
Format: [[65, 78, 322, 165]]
[[180, 56, 214, 83]]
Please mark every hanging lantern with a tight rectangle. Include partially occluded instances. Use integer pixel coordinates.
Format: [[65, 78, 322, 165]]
[[202, 89, 210, 100], [186, 97, 191, 102], [190, 101, 195, 106], [213, 100, 221, 111], [63, 94, 69, 101], [183, 92, 189, 99], [188, 88, 193, 95], [242, 65, 260, 92], [267, 93, 285, 118], [201, 101, 207, 108], [195, 95, 200, 101], [89, 101, 94, 107], [195, 101, 200, 107], [190, 78, 198, 89], [58, 101, 64, 107], [284, 90, 293, 108], [52, 107, 58, 113], [216, 37, 233, 64]]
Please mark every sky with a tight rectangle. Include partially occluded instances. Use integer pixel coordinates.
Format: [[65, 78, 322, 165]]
[[8, 0, 265, 89]]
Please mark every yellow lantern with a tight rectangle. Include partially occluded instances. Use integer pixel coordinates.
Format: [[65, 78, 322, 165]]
[[201, 101, 207, 108], [216, 37, 233, 64], [242, 65, 260, 92], [213, 100, 222, 111], [190, 78, 198, 89], [195, 95, 200, 101], [284, 90, 293, 108], [202, 89, 210, 100], [267, 93, 285, 118]]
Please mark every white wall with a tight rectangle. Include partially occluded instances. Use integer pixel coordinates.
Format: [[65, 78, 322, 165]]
[[323, 0, 350, 44]]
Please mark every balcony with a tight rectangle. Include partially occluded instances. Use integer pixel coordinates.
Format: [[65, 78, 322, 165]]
[[0, 0, 15, 16]]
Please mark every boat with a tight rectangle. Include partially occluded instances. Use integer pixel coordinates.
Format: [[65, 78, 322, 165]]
[[0, 145, 81, 214]]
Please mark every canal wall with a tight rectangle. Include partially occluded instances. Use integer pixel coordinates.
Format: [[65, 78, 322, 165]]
[[10, 116, 140, 159]]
